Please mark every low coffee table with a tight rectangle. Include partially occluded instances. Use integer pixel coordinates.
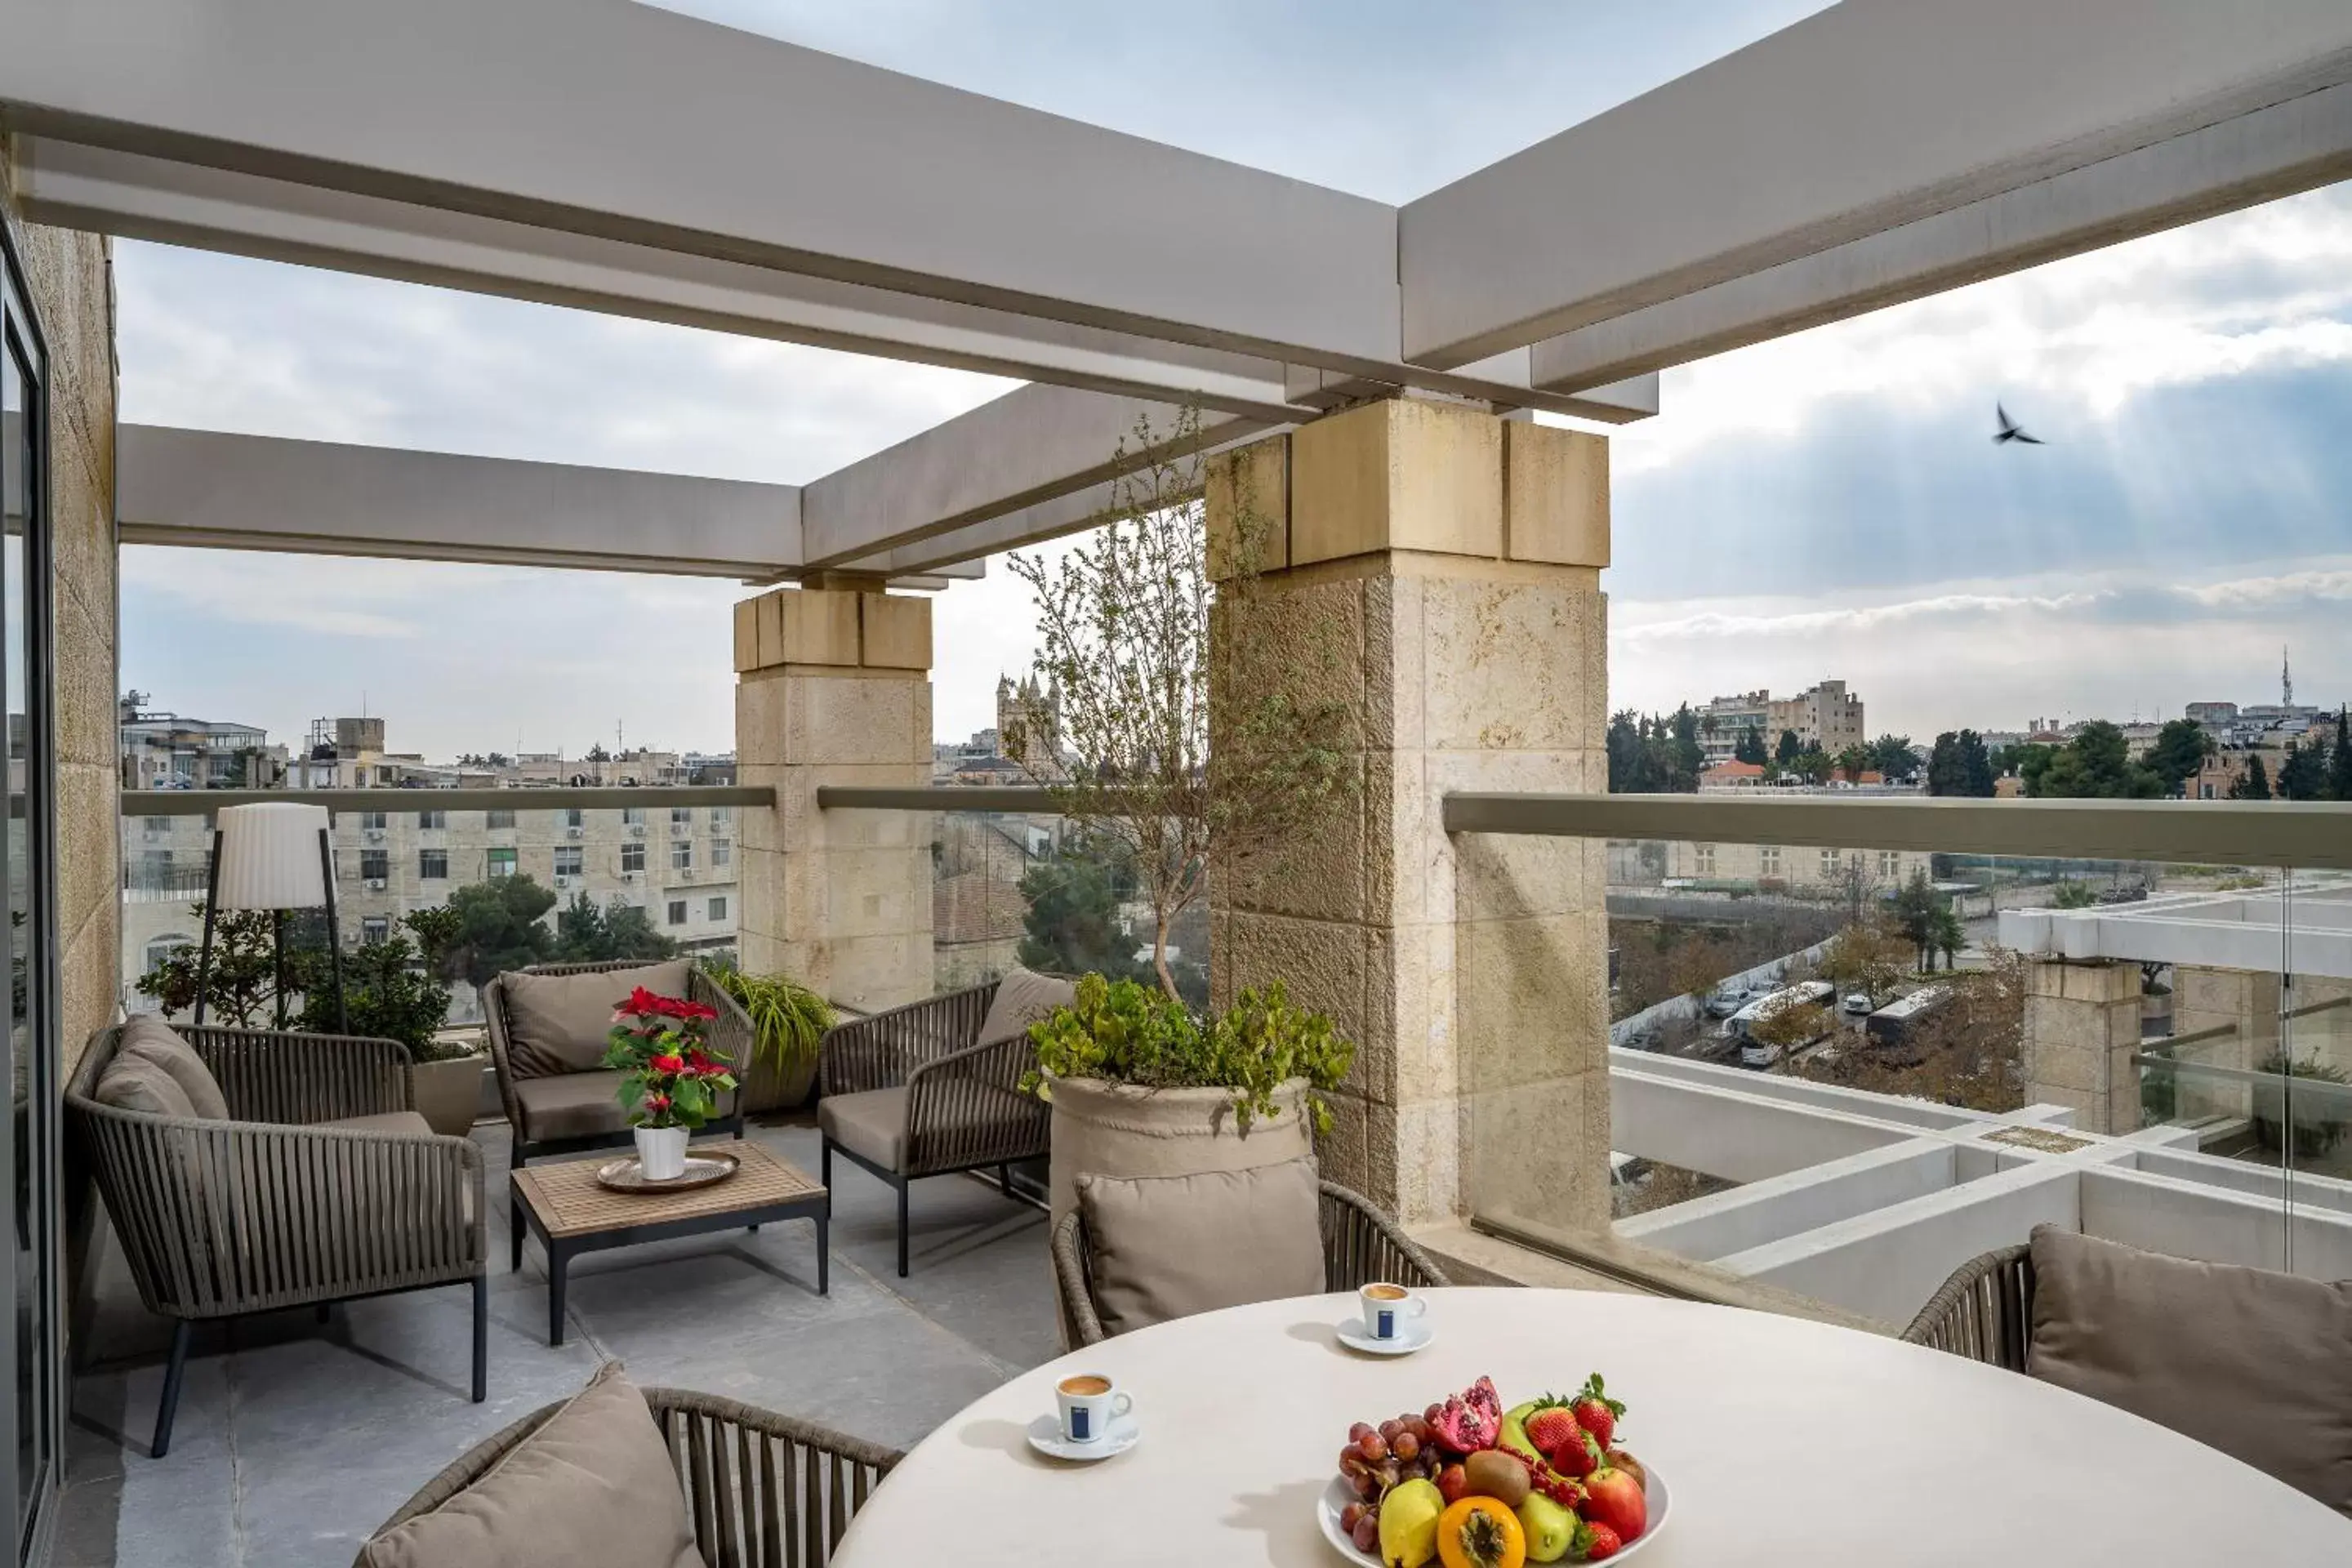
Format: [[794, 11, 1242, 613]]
[[510, 1139, 829, 1345]]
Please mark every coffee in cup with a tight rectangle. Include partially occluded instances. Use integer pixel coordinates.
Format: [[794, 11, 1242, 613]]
[[1054, 1372, 1133, 1445], [1358, 1282, 1428, 1342]]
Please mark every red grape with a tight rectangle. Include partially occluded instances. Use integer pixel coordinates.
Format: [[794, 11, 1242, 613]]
[[1339, 1503, 1365, 1533], [1353, 1470, 1381, 1502], [1357, 1432, 1388, 1463], [1437, 1463, 1468, 1506], [1392, 1432, 1420, 1462], [1379, 1419, 1404, 1441], [1339, 1445, 1364, 1471], [1352, 1517, 1379, 1552], [1348, 1422, 1375, 1445]]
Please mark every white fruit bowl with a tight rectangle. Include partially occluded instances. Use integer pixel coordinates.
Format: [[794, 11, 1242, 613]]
[[1316, 1465, 1671, 1566]]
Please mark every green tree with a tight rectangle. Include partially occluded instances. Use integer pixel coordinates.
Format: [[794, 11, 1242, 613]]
[[1891, 870, 1943, 972], [2277, 737, 2330, 801], [1834, 743, 1870, 781], [2230, 753, 2273, 801], [442, 874, 558, 992], [1734, 725, 1768, 766], [1818, 923, 1905, 1004], [1865, 734, 1918, 779], [2332, 710, 2352, 801], [554, 892, 679, 964], [133, 905, 307, 1027], [2144, 718, 2216, 798], [1929, 906, 1967, 972], [2025, 721, 2161, 799], [1926, 730, 1997, 797], [1016, 854, 1148, 982], [1775, 728, 1803, 766], [1793, 746, 1834, 785], [1606, 708, 1705, 793], [297, 906, 461, 1058]]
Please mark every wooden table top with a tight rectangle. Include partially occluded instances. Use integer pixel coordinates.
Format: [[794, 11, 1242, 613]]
[[511, 1140, 825, 1238]]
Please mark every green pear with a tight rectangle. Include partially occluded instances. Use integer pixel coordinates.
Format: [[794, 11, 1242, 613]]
[[1377, 1478, 1443, 1568], [1516, 1494, 1575, 1565]]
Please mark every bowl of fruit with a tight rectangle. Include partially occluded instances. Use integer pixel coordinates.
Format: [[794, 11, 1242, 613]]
[[1320, 1374, 1665, 1566]]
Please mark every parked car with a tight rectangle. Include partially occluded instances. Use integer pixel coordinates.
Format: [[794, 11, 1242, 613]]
[[1842, 992, 1873, 1015], [1704, 983, 1753, 1018]]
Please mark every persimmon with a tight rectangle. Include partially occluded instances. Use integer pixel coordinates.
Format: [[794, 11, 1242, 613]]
[[1434, 1495, 1526, 1568]]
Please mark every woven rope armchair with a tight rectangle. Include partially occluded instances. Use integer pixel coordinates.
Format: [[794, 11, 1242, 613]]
[[1900, 1244, 2035, 1370], [368, 1384, 901, 1567], [1053, 1179, 1449, 1347], [817, 980, 1050, 1276], [67, 1022, 486, 1458]]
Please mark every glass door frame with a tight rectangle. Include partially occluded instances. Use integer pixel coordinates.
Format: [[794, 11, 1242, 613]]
[[1, 213, 64, 1567]]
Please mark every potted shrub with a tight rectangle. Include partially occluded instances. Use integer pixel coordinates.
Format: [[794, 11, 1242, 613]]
[[2250, 1050, 2352, 1162], [1023, 973, 1355, 1250], [295, 908, 485, 1137], [702, 960, 835, 1111], [604, 986, 736, 1179]]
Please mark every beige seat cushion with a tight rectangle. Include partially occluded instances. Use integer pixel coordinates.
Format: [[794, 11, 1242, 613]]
[[819, 1083, 1039, 1173], [117, 1016, 230, 1120], [1078, 1160, 1325, 1338], [2027, 1224, 2352, 1514], [357, 1362, 697, 1568], [500, 961, 693, 1078], [94, 1056, 199, 1120], [514, 1071, 737, 1147], [976, 967, 1072, 1045], [325, 1111, 437, 1138]]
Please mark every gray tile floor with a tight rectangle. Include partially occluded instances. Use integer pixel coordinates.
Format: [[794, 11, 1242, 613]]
[[54, 1116, 1056, 1567]]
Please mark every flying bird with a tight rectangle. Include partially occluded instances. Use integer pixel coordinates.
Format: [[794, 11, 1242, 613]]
[[1993, 403, 2044, 446]]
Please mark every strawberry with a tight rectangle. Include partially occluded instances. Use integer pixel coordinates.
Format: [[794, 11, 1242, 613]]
[[1570, 1374, 1626, 1450], [1548, 1428, 1601, 1480], [1521, 1399, 1582, 1458], [1573, 1521, 1623, 1562]]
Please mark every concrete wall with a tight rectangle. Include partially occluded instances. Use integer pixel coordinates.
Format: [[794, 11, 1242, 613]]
[[3, 132, 120, 1072]]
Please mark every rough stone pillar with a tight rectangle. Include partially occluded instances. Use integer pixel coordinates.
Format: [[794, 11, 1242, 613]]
[[1209, 397, 1611, 1232], [2024, 958, 2146, 1133], [733, 585, 933, 1010]]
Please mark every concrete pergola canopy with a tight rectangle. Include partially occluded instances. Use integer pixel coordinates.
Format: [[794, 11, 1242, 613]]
[[8, 0, 2351, 572]]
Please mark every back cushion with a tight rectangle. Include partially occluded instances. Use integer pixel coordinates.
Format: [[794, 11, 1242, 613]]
[[357, 1362, 698, 1568], [1079, 1160, 1325, 1338], [2028, 1224, 2352, 1514], [976, 967, 1073, 1046], [117, 1016, 230, 1120], [95, 1056, 199, 1120], [501, 961, 693, 1078]]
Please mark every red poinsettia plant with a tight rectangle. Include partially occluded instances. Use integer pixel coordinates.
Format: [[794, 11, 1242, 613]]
[[603, 986, 737, 1130]]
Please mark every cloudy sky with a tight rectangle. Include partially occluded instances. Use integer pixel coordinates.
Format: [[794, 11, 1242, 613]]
[[118, 0, 2350, 759]]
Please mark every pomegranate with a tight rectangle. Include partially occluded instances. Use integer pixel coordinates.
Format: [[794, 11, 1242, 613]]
[[1429, 1376, 1505, 1455]]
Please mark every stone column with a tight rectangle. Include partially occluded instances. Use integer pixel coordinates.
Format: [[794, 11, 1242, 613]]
[[2023, 958, 2145, 1133], [733, 585, 933, 1010], [1209, 397, 1611, 1232]]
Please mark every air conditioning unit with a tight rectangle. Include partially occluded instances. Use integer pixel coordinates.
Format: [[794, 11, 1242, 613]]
[[565, 826, 585, 839], [628, 824, 647, 838], [363, 877, 388, 892], [553, 874, 574, 889], [363, 828, 385, 843], [670, 822, 691, 837], [621, 871, 640, 883]]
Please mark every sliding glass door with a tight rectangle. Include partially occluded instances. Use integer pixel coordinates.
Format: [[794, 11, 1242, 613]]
[[1, 227, 60, 1562]]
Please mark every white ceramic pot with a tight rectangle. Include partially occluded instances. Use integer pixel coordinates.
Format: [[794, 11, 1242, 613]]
[[635, 1124, 690, 1181]]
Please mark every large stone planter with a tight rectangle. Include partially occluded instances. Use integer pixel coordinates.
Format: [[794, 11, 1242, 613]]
[[1047, 1076, 1314, 1340], [410, 1054, 488, 1138], [735, 1045, 819, 1116]]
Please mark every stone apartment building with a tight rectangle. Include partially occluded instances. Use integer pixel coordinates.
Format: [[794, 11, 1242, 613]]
[[1696, 679, 1865, 761], [1611, 837, 1931, 898]]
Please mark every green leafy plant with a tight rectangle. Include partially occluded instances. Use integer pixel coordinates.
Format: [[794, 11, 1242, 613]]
[[2251, 1051, 2352, 1160], [1020, 971, 1355, 1134], [295, 906, 466, 1061], [134, 905, 292, 1027], [601, 985, 736, 1129], [701, 958, 835, 1078]]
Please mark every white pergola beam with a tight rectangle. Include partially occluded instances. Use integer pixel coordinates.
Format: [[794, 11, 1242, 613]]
[[116, 424, 976, 584], [1401, 0, 2352, 368], [1528, 78, 2352, 390]]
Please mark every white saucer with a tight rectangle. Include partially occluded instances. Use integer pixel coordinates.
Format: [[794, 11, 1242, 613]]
[[1026, 1412, 1139, 1462], [1334, 1317, 1432, 1356]]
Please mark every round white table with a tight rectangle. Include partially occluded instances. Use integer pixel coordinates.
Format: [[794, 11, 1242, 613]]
[[833, 1288, 2350, 1566]]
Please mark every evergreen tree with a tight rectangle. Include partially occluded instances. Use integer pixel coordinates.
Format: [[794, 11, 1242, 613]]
[[2230, 753, 2272, 801], [1925, 730, 1997, 797], [2025, 720, 2162, 799], [555, 892, 679, 963], [2144, 718, 2216, 798], [1735, 724, 1768, 766], [1865, 734, 1918, 779], [2277, 737, 2329, 801], [442, 875, 558, 993], [1775, 728, 1804, 766], [2333, 710, 2352, 802]]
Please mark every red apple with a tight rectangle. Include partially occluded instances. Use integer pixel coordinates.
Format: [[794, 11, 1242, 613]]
[[1582, 1463, 1646, 1544]]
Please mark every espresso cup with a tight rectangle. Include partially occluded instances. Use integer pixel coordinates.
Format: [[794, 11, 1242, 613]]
[[1358, 1282, 1428, 1342], [1054, 1373, 1134, 1446]]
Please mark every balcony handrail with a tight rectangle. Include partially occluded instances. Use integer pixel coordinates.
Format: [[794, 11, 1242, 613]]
[[815, 785, 2350, 871], [121, 785, 774, 817]]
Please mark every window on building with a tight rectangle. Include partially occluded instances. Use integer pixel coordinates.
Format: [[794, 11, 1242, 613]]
[[143, 938, 188, 978], [419, 849, 449, 880], [1878, 850, 1901, 879], [622, 806, 645, 826], [486, 808, 515, 830], [708, 896, 728, 923], [710, 806, 732, 827], [672, 840, 693, 871], [359, 849, 389, 882], [359, 811, 387, 831], [554, 845, 583, 878], [487, 847, 517, 880], [417, 809, 446, 830], [1820, 848, 1841, 876], [621, 842, 645, 875], [671, 805, 693, 825], [361, 916, 390, 944], [563, 807, 585, 829], [1694, 844, 1715, 878], [667, 900, 688, 926], [375, 764, 394, 785], [1760, 845, 1783, 877], [710, 838, 732, 868]]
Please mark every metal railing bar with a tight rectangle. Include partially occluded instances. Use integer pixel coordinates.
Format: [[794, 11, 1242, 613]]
[[817, 785, 1059, 813], [1441, 793, 2352, 871], [2132, 1051, 2352, 1104], [121, 785, 775, 817]]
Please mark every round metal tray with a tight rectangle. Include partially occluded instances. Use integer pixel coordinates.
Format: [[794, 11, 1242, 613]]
[[594, 1152, 741, 1193]]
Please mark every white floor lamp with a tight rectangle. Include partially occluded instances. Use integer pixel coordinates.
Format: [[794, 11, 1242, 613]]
[[194, 801, 347, 1031]]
